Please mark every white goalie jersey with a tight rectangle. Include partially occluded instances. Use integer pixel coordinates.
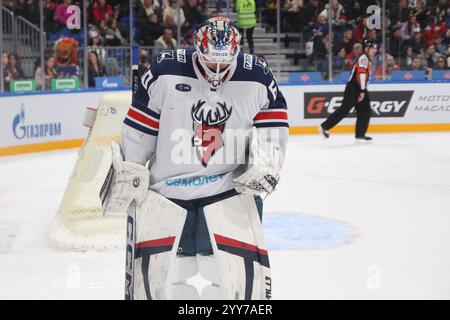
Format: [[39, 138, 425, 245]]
[[121, 49, 289, 201]]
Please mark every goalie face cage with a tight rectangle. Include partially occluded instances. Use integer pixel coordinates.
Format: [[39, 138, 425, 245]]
[[48, 92, 132, 250]]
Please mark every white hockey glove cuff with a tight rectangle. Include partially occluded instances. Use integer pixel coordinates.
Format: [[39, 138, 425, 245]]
[[100, 141, 150, 215], [232, 127, 284, 196]]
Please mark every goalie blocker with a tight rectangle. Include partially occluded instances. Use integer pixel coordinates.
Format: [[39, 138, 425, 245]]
[[100, 141, 273, 300]]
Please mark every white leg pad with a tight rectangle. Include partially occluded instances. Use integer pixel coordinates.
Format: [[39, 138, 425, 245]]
[[126, 189, 187, 300], [203, 194, 272, 300], [197, 254, 221, 300], [171, 256, 200, 300]]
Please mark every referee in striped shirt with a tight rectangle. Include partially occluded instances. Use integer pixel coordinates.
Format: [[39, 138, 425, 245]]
[[319, 40, 378, 141]]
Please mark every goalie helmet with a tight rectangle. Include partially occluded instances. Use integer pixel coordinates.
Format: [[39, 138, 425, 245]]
[[194, 17, 241, 88]]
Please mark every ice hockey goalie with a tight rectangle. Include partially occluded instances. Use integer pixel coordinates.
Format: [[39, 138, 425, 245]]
[[100, 17, 288, 300]]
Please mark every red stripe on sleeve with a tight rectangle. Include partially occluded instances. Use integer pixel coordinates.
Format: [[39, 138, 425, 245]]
[[127, 108, 159, 129], [253, 111, 288, 121]]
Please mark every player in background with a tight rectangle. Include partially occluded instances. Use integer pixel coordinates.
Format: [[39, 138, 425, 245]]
[[319, 40, 377, 141], [100, 17, 288, 300]]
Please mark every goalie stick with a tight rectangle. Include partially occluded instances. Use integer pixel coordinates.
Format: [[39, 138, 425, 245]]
[[125, 45, 140, 300]]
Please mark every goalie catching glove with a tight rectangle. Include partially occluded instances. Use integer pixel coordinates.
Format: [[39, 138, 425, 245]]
[[232, 127, 284, 196], [100, 141, 150, 215]]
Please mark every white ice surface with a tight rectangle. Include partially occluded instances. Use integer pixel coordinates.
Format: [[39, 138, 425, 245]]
[[1, 133, 450, 299]]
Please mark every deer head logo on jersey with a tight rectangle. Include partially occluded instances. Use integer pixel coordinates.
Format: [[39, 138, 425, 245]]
[[191, 100, 232, 166]]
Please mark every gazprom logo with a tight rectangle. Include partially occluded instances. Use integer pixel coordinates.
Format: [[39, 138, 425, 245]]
[[102, 78, 118, 88], [12, 104, 62, 140]]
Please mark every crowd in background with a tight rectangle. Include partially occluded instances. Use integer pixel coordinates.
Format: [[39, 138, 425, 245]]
[[1, 0, 450, 90], [289, 0, 450, 77]]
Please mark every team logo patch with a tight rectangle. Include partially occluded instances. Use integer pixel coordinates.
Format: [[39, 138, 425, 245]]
[[176, 49, 186, 63], [157, 50, 174, 63], [244, 53, 253, 70], [255, 57, 270, 74], [191, 100, 232, 166], [175, 83, 191, 92]]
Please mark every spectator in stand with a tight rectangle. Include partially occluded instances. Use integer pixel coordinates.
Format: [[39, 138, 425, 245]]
[[237, 0, 257, 55], [138, 49, 151, 75], [88, 30, 107, 61], [389, 25, 404, 58], [1, 51, 8, 71], [400, 44, 414, 69], [409, 29, 424, 54], [35, 54, 57, 90], [319, 0, 346, 33], [434, 55, 448, 70], [353, 16, 368, 42], [314, 12, 329, 36], [2, 53, 25, 91], [434, 35, 448, 54], [262, 0, 278, 33], [138, 0, 162, 31], [164, 0, 186, 27], [420, 44, 439, 69], [215, 0, 226, 12], [3, 0, 16, 11], [155, 28, 177, 50], [423, 17, 447, 46], [16, 0, 39, 25], [104, 18, 124, 46], [139, 13, 164, 46], [432, 0, 449, 21], [183, 0, 204, 32], [390, 0, 411, 24], [312, 33, 329, 74], [415, 0, 430, 29], [375, 54, 400, 80], [92, 0, 115, 25], [345, 42, 362, 70], [5, 53, 25, 81], [334, 27, 354, 55], [283, 0, 304, 33], [44, 0, 59, 34], [163, 14, 179, 39], [1, 51, 8, 90], [303, 0, 322, 38], [197, 0, 208, 15], [401, 12, 421, 41], [55, 0, 72, 29], [346, 1, 364, 23], [333, 46, 347, 72], [366, 29, 378, 44], [411, 55, 424, 70], [88, 51, 107, 87]]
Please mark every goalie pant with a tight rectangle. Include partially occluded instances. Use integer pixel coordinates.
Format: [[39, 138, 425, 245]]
[[169, 189, 263, 256], [127, 190, 271, 300]]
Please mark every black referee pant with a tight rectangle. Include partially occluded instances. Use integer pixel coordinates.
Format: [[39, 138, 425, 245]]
[[321, 84, 372, 137]]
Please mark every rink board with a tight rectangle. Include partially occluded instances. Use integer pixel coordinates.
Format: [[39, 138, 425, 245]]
[[0, 82, 449, 156]]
